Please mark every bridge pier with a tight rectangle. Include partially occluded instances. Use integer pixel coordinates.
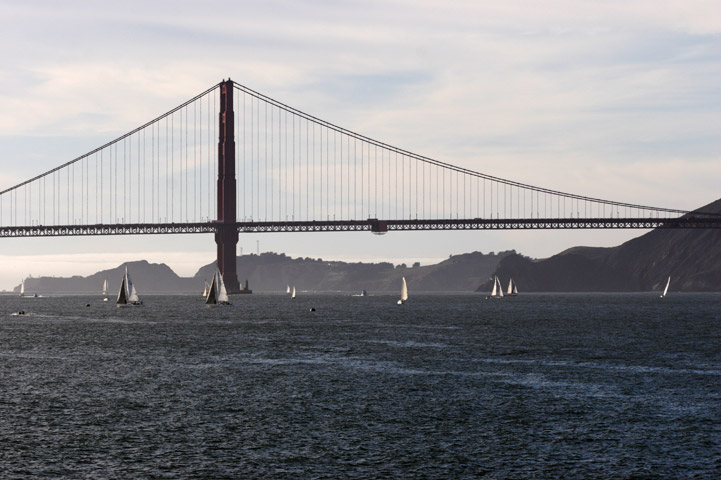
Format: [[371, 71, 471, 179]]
[[216, 79, 241, 294], [215, 225, 240, 293]]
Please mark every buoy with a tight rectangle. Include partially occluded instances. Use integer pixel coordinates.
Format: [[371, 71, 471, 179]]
[[309, 307, 315, 312]]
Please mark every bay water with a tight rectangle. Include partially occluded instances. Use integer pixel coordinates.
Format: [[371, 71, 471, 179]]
[[1, 293, 719, 478]]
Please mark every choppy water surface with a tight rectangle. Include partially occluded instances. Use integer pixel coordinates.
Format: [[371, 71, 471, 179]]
[[1, 293, 719, 479]]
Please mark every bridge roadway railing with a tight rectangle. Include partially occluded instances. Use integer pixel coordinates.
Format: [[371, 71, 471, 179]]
[[2, 215, 720, 237]]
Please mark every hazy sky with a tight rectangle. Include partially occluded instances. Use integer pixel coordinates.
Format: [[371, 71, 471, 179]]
[[0, 0, 719, 290]]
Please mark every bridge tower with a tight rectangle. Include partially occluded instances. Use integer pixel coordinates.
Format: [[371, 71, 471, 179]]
[[216, 79, 241, 293]]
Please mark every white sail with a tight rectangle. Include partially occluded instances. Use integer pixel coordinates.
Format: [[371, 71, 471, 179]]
[[217, 271, 230, 304], [286, 285, 291, 294], [102, 279, 108, 295], [205, 270, 230, 305], [202, 281, 209, 297], [507, 278, 514, 295], [497, 277, 504, 298], [490, 276, 497, 296], [19, 279, 25, 296], [127, 269, 140, 303], [291, 286, 296, 299], [205, 273, 218, 304], [129, 284, 140, 303], [398, 277, 408, 304], [513, 282, 518, 295], [661, 276, 670, 298], [117, 266, 141, 306]]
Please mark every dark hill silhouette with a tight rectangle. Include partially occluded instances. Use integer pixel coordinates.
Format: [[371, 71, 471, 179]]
[[16, 251, 513, 294], [479, 198, 721, 293], [16, 260, 188, 295], [195, 250, 514, 293]]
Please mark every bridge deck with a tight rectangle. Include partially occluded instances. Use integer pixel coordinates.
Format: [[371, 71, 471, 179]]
[[2, 217, 720, 237]]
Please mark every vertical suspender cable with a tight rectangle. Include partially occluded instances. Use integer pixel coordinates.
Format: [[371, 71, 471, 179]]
[[242, 91, 245, 220], [185, 106, 188, 221], [292, 112, 295, 220], [208, 95, 215, 221], [137, 132, 141, 222], [251, 94, 255, 218], [353, 137, 356, 219], [151, 124, 155, 223], [165, 116, 168, 222], [306, 118, 309, 221], [311, 122, 315, 219], [191, 102, 200, 222], [373, 145, 377, 217], [265, 103, 275, 220], [285, 108, 288, 220], [171, 114, 174, 222], [395, 151, 398, 219], [359, 142, 367, 219], [335, 130, 338, 219], [265, 101, 268, 221], [326, 126, 329, 219], [100, 149, 104, 223]]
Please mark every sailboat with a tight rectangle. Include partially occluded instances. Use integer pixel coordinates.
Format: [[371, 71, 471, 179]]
[[291, 286, 296, 299], [206, 270, 232, 306], [397, 277, 408, 305], [202, 280, 210, 297], [116, 266, 143, 307], [507, 278, 518, 297], [102, 279, 109, 302], [488, 275, 504, 299], [286, 285, 291, 295], [18, 279, 37, 298], [660, 276, 670, 298]]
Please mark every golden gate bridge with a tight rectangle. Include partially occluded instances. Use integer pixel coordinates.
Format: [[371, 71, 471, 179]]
[[1, 79, 719, 292]]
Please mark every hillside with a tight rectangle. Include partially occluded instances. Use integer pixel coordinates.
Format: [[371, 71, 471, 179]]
[[479, 198, 721, 293], [208, 250, 513, 292], [16, 260, 191, 295], [17, 251, 512, 294]]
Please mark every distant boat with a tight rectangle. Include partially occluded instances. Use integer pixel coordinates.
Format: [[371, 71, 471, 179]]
[[507, 278, 518, 297], [488, 275, 504, 299], [291, 286, 296, 299], [202, 280, 210, 297], [286, 285, 291, 294], [397, 277, 408, 305], [660, 276, 671, 298], [206, 270, 232, 306], [116, 266, 143, 307], [18, 279, 38, 298], [361, 289, 367, 297], [102, 279, 109, 302]]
